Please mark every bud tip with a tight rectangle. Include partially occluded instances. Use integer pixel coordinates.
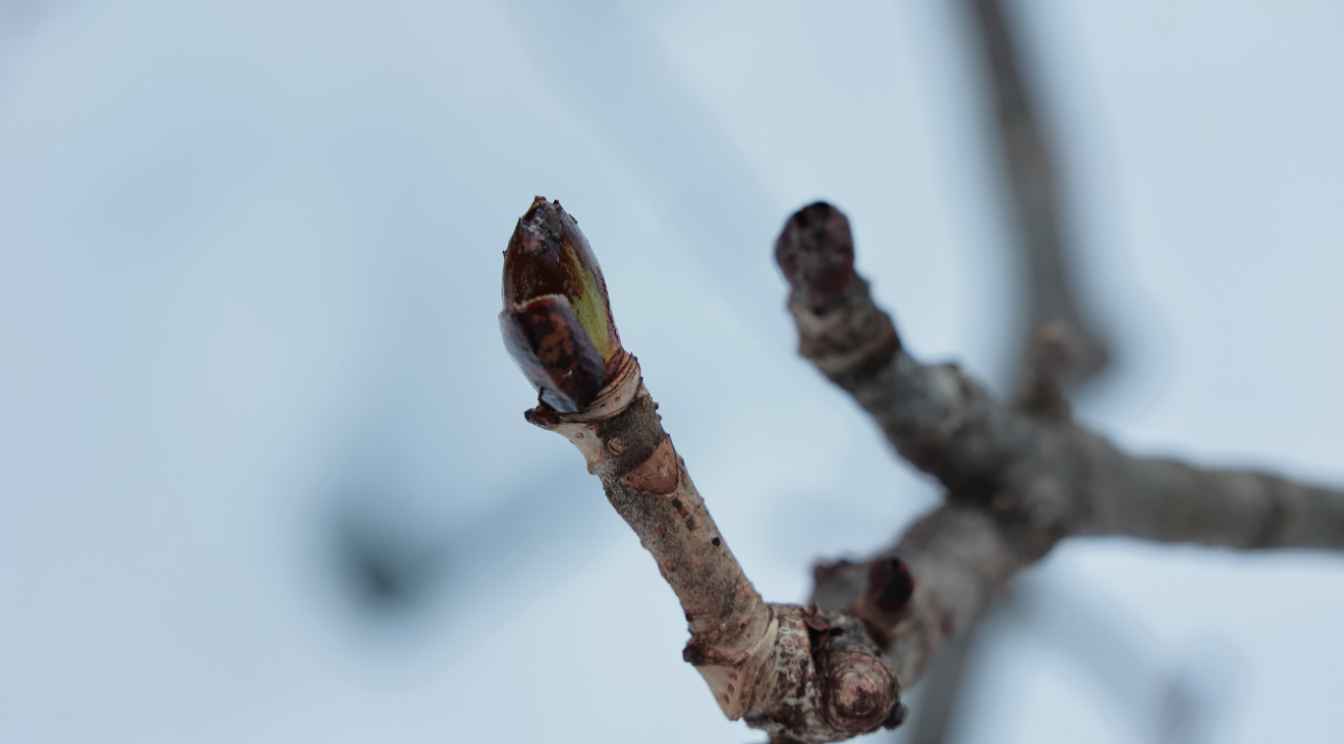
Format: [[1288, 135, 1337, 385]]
[[775, 201, 856, 308]]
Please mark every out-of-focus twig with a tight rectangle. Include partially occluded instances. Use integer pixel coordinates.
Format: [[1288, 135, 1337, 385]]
[[903, 1, 1117, 738], [783, 199, 1344, 556], [782, 199, 1344, 719], [897, 631, 977, 744], [963, 0, 1111, 393], [1000, 577, 1217, 744]]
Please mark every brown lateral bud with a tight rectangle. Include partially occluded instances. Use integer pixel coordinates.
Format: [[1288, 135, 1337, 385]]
[[774, 201, 856, 310], [866, 557, 915, 613], [500, 197, 625, 412]]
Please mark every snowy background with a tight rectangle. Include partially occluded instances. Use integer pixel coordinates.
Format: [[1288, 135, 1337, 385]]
[[3, 1, 1342, 742]]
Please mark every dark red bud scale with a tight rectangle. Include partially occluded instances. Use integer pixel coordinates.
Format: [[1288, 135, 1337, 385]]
[[500, 197, 625, 412], [499, 295, 608, 412], [775, 201, 857, 310], [867, 556, 915, 613]]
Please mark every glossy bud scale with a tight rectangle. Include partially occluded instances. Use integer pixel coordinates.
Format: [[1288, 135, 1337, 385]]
[[500, 197, 624, 413]]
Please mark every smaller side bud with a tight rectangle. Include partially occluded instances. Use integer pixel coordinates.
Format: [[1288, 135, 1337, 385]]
[[774, 201, 856, 310], [866, 556, 915, 614]]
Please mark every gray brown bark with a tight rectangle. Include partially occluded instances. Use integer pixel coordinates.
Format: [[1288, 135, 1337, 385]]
[[779, 204, 1344, 554], [523, 353, 900, 742], [781, 201, 1344, 728]]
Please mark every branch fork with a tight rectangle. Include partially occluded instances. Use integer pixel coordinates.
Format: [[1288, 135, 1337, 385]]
[[497, 196, 1344, 743]]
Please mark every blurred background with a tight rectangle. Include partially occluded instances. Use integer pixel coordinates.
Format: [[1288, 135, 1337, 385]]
[[4, 1, 1343, 742]]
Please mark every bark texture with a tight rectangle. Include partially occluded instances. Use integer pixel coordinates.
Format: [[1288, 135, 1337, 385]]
[[525, 354, 901, 742]]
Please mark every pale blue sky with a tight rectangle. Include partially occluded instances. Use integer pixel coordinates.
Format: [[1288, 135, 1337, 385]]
[[3, 2, 1343, 742]]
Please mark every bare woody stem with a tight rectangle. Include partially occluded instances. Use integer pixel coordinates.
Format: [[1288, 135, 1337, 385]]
[[502, 198, 902, 743], [521, 356, 777, 713], [780, 201, 1344, 685]]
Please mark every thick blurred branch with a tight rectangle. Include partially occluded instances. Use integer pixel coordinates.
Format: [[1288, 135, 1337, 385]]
[[782, 202, 1343, 737], [782, 199, 1342, 730], [779, 203, 1344, 556]]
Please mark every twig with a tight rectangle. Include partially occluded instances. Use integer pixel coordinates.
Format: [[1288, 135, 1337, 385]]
[[777, 202, 1344, 554], [503, 198, 901, 742], [962, 0, 1110, 391], [780, 199, 1342, 716]]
